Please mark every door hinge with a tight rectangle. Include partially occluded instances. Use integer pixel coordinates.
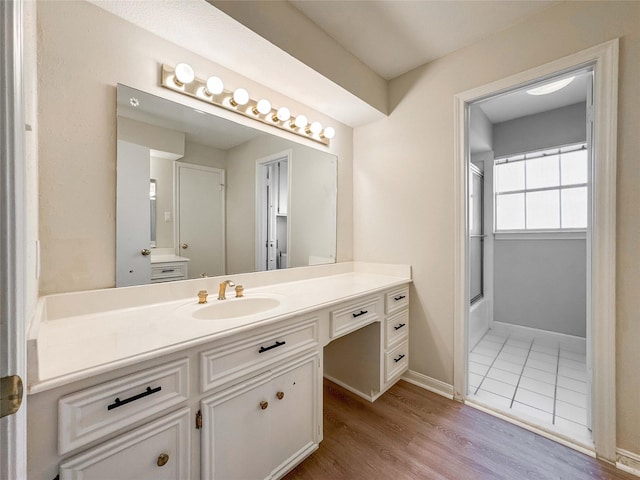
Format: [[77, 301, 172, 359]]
[[0, 375, 23, 418], [195, 409, 202, 430]]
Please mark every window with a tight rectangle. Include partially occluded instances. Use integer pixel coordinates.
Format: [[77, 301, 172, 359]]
[[494, 144, 588, 231]]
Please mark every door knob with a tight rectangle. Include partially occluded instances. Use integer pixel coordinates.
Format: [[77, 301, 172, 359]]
[[181, 243, 189, 249], [157, 453, 169, 467], [260, 401, 269, 410], [141, 249, 151, 256], [276, 391, 284, 400]]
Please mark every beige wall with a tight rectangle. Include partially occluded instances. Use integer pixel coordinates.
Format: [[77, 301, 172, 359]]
[[353, 1, 640, 453], [37, 0, 353, 294]]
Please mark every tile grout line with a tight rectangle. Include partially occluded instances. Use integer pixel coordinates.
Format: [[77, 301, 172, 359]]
[[473, 334, 510, 395], [509, 338, 534, 409], [552, 344, 561, 425]]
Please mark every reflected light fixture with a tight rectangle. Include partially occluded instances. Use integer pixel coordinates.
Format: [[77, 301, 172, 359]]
[[205, 76, 224, 96], [174, 63, 195, 86], [293, 114, 308, 129], [160, 64, 333, 145], [526, 76, 575, 95], [253, 99, 272, 115]]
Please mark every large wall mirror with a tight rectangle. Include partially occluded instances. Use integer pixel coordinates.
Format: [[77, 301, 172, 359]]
[[116, 85, 337, 286]]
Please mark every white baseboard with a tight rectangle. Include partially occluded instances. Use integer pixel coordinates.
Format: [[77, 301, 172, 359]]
[[491, 321, 586, 349], [401, 370, 454, 400], [617, 449, 640, 477], [323, 374, 378, 402]]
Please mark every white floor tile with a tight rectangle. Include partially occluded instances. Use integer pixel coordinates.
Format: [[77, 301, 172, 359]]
[[556, 386, 587, 408], [528, 350, 558, 366], [477, 338, 503, 350], [530, 343, 558, 355], [483, 334, 507, 345], [468, 372, 483, 389], [469, 361, 490, 376], [556, 399, 588, 425], [553, 417, 592, 444], [559, 350, 586, 362], [492, 359, 523, 375], [525, 358, 557, 373], [486, 367, 520, 386], [481, 377, 517, 399], [521, 366, 556, 385], [473, 389, 512, 409], [497, 351, 526, 366], [532, 337, 560, 348], [517, 376, 555, 398], [469, 352, 494, 366], [558, 365, 587, 382], [560, 342, 587, 355], [559, 357, 586, 371], [506, 338, 532, 348], [511, 401, 554, 424], [556, 375, 587, 394], [472, 344, 501, 358], [514, 387, 554, 413], [501, 344, 529, 358]]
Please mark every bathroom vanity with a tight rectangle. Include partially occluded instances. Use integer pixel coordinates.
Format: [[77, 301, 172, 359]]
[[26, 262, 411, 480]]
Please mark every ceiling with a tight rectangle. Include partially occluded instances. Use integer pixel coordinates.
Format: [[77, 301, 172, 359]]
[[289, 0, 555, 80]]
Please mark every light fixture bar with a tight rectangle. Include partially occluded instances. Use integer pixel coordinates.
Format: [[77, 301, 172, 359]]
[[160, 64, 332, 146]]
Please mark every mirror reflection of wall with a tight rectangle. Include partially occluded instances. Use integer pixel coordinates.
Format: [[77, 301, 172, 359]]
[[116, 84, 338, 287]]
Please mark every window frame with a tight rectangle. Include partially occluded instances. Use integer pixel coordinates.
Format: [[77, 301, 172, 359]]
[[493, 143, 588, 233]]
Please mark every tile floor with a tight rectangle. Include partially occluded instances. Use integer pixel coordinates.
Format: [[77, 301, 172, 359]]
[[467, 328, 591, 444]]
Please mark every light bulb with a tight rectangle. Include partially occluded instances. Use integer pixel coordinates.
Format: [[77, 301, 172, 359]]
[[307, 121, 322, 135], [322, 126, 336, 139], [174, 63, 195, 86], [252, 99, 272, 115], [230, 88, 249, 106], [526, 76, 575, 96], [273, 106, 291, 122], [205, 76, 224, 96], [293, 114, 308, 129]]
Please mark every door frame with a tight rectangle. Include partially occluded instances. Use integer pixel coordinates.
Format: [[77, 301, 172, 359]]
[[453, 39, 618, 461], [0, 0, 28, 477], [255, 150, 292, 271]]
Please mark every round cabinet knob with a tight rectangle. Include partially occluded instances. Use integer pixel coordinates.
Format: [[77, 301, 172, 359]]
[[181, 243, 189, 249], [276, 391, 284, 400], [141, 249, 151, 256], [157, 453, 169, 467], [260, 401, 269, 410]]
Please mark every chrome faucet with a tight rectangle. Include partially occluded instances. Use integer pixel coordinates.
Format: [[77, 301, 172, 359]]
[[218, 280, 235, 300]]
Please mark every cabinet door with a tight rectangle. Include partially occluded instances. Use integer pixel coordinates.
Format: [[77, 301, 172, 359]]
[[269, 355, 318, 478], [59, 408, 190, 480], [201, 374, 272, 480]]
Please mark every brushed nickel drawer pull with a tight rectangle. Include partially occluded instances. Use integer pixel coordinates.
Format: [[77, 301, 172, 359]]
[[107, 386, 162, 411]]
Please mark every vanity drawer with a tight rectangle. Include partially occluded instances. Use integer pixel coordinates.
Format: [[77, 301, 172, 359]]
[[151, 262, 188, 283], [385, 286, 409, 315], [200, 317, 318, 392], [385, 310, 409, 349], [384, 341, 409, 383], [329, 296, 380, 339], [58, 358, 189, 455], [59, 408, 190, 480]]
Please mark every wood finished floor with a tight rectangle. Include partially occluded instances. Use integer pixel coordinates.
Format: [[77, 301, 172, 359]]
[[283, 379, 635, 480]]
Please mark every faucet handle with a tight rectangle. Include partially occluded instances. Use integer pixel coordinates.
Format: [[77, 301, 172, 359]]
[[235, 285, 244, 298], [197, 290, 208, 304]]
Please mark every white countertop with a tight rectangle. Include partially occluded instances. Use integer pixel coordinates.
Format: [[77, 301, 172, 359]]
[[28, 262, 411, 394]]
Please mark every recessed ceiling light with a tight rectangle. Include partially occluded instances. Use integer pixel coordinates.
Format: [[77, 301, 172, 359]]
[[526, 76, 575, 96], [129, 97, 139, 107]]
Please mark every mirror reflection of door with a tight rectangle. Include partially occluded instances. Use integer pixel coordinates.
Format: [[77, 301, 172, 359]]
[[256, 152, 290, 271], [176, 163, 225, 278], [116, 140, 152, 287], [469, 165, 484, 304]]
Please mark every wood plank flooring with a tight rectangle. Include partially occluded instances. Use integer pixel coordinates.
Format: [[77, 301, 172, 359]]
[[284, 379, 636, 480]]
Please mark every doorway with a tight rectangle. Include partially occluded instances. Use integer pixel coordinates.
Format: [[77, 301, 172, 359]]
[[453, 40, 618, 461]]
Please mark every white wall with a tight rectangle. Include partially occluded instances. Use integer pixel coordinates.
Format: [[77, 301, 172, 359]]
[[36, 0, 352, 294], [493, 102, 586, 157], [353, 1, 640, 453]]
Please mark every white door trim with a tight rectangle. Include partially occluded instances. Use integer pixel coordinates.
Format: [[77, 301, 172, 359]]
[[453, 39, 618, 461], [0, 0, 28, 477]]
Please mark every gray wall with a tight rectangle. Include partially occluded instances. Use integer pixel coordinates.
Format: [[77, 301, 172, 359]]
[[493, 102, 586, 158], [491, 101, 587, 338], [494, 238, 586, 337]]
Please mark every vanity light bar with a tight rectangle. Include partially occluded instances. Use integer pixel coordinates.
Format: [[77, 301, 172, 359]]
[[160, 64, 334, 145]]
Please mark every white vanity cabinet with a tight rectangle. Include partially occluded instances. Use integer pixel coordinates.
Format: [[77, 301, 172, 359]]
[[201, 353, 319, 480]]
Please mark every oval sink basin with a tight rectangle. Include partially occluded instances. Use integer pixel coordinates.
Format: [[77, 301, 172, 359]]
[[191, 297, 281, 320]]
